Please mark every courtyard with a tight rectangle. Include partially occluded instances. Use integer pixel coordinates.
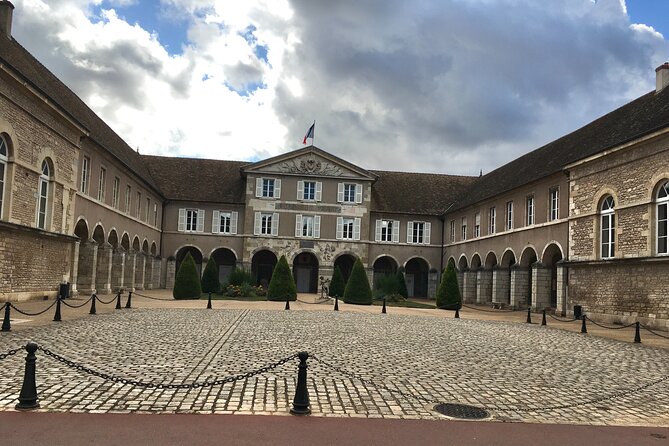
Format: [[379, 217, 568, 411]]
[[0, 296, 668, 427]]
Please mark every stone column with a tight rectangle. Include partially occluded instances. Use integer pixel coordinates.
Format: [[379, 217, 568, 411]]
[[510, 266, 529, 308], [492, 267, 510, 306], [166, 258, 176, 289], [428, 270, 439, 299], [70, 240, 80, 295], [95, 242, 113, 294], [457, 271, 464, 297], [135, 253, 146, 290], [463, 269, 477, 303], [555, 262, 568, 316], [76, 240, 98, 295], [110, 248, 125, 292], [124, 250, 136, 291], [476, 268, 493, 304], [532, 262, 551, 310], [152, 257, 162, 289]]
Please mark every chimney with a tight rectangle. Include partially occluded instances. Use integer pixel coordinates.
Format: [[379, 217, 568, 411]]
[[0, 1, 14, 39], [657, 62, 669, 93]]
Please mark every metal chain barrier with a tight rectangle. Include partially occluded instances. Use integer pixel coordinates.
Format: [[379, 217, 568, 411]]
[[9, 300, 58, 317], [60, 295, 94, 309], [131, 291, 173, 301], [584, 316, 636, 330], [547, 314, 579, 323], [38, 346, 298, 389], [461, 303, 522, 313], [0, 347, 21, 361], [640, 324, 669, 340], [95, 295, 118, 305]]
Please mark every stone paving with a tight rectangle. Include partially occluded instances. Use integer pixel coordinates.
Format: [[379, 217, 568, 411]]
[[0, 306, 668, 426]]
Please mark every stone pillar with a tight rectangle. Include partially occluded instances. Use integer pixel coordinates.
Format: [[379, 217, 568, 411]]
[[166, 258, 176, 289], [152, 257, 162, 289], [463, 270, 477, 303], [95, 242, 113, 294], [532, 262, 551, 311], [70, 240, 80, 295], [76, 240, 98, 295], [492, 267, 510, 305], [124, 250, 136, 291], [457, 271, 464, 297], [135, 253, 146, 290], [555, 262, 568, 316], [428, 270, 439, 299], [510, 266, 529, 308], [476, 268, 493, 304], [110, 248, 125, 292]]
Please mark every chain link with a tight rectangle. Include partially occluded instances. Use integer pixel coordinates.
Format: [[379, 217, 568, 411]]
[[131, 292, 173, 301], [10, 300, 58, 317], [96, 295, 118, 305], [640, 324, 669, 340], [37, 346, 298, 389], [61, 296, 94, 309], [584, 316, 636, 330], [0, 347, 21, 361], [547, 314, 579, 323], [461, 303, 522, 313]]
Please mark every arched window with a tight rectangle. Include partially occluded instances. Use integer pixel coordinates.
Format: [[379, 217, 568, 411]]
[[600, 196, 615, 259], [0, 135, 7, 219], [37, 160, 51, 229], [657, 181, 669, 255]]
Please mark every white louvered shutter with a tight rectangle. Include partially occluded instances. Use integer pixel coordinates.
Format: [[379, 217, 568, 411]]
[[375, 220, 381, 242], [178, 208, 186, 232], [424, 222, 431, 245], [254, 212, 261, 235], [255, 178, 263, 197], [314, 216, 321, 238], [337, 183, 344, 203], [353, 218, 361, 241], [197, 210, 205, 232], [315, 182, 322, 201], [407, 221, 414, 243], [355, 184, 363, 204], [295, 214, 303, 237], [336, 217, 343, 240], [271, 213, 279, 236], [274, 179, 281, 198], [212, 210, 220, 234], [393, 220, 400, 242], [231, 211, 238, 234], [297, 181, 304, 200]]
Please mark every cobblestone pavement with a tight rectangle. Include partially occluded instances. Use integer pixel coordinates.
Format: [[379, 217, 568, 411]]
[[0, 307, 668, 426]]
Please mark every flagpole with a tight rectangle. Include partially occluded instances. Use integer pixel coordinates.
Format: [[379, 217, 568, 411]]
[[312, 120, 316, 146]]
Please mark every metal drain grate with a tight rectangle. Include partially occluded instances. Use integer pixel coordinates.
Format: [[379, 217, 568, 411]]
[[434, 403, 489, 420]]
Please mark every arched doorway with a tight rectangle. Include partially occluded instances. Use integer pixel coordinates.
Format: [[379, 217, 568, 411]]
[[108, 229, 119, 249], [501, 249, 516, 303], [373, 256, 398, 286], [212, 248, 237, 284], [334, 254, 356, 283], [293, 252, 318, 293], [176, 246, 203, 277], [542, 243, 564, 308], [519, 247, 538, 307], [252, 250, 278, 288], [405, 257, 429, 297]]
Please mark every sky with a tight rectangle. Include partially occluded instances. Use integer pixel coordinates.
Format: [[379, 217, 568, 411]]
[[9, 0, 669, 176]]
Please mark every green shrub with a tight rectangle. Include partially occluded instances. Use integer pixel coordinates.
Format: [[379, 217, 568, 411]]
[[173, 252, 202, 300], [228, 267, 254, 286], [374, 273, 400, 298], [201, 257, 220, 293], [343, 258, 373, 305], [267, 255, 297, 301], [329, 265, 346, 298], [436, 262, 462, 310], [396, 270, 408, 298]]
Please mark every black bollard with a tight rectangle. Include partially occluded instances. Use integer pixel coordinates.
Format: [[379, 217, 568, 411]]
[[15, 342, 39, 410], [454, 308, 460, 319], [89, 294, 97, 315], [334, 296, 339, 311], [541, 309, 547, 326], [581, 315, 588, 334], [290, 351, 310, 415], [1, 302, 10, 332], [125, 291, 132, 309], [53, 295, 62, 322], [207, 292, 212, 310], [115, 292, 122, 310], [634, 322, 641, 343], [382, 297, 387, 314], [285, 295, 290, 311], [526, 307, 532, 324]]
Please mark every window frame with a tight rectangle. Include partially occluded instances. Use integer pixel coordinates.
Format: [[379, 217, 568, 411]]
[[449, 220, 455, 243], [474, 212, 480, 238], [260, 212, 274, 235], [136, 191, 141, 218], [111, 177, 120, 209], [526, 195, 535, 226], [303, 181, 316, 201], [185, 209, 199, 232], [505, 201, 513, 231], [262, 178, 275, 198], [461, 217, 467, 241], [36, 160, 50, 230], [342, 217, 355, 239], [343, 183, 356, 203], [0, 135, 7, 219], [124, 185, 131, 214], [97, 166, 106, 202], [600, 196, 615, 259], [549, 187, 560, 221], [80, 156, 90, 194], [657, 182, 669, 255], [488, 207, 496, 234]]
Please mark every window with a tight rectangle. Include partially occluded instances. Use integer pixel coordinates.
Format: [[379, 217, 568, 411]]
[[549, 187, 559, 221], [343, 218, 354, 239], [260, 213, 273, 235], [338, 183, 362, 204], [255, 178, 281, 198], [601, 196, 615, 259], [178, 208, 204, 232], [145, 198, 150, 222], [80, 156, 90, 194], [136, 192, 141, 218], [449, 220, 455, 242], [488, 207, 496, 234], [376, 219, 399, 242], [474, 212, 480, 238], [37, 160, 50, 229], [295, 214, 321, 238], [0, 135, 7, 218], [408, 221, 431, 244], [657, 181, 669, 255], [461, 217, 467, 241], [297, 180, 322, 201], [97, 167, 106, 202], [112, 177, 120, 209], [505, 201, 513, 230], [526, 195, 535, 226], [212, 211, 238, 234], [153, 203, 158, 226], [125, 185, 131, 214], [337, 217, 360, 240], [254, 212, 279, 236]]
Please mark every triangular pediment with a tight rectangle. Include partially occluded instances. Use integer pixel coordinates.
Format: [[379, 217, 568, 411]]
[[241, 146, 378, 181]]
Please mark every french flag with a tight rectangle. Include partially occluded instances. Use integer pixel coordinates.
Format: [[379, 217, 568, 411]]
[[303, 122, 315, 144]]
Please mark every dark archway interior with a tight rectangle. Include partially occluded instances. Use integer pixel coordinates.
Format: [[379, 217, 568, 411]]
[[252, 250, 278, 288], [334, 254, 356, 283], [405, 257, 429, 298], [293, 252, 318, 293], [212, 248, 237, 285], [176, 246, 203, 277]]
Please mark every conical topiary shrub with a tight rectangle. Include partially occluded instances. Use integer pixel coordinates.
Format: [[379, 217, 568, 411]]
[[328, 265, 346, 298], [201, 257, 220, 294], [343, 258, 373, 305], [173, 252, 202, 299], [396, 269, 408, 299], [267, 255, 297, 301], [436, 262, 462, 310]]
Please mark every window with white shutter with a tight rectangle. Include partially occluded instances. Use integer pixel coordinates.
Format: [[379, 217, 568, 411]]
[[254, 212, 262, 235], [353, 218, 361, 240], [377, 219, 398, 242], [297, 181, 304, 200], [315, 182, 322, 201], [255, 178, 263, 197], [375, 220, 382, 242], [408, 221, 429, 244], [424, 222, 431, 245], [337, 183, 345, 203], [392, 220, 400, 242], [274, 179, 281, 198], [213, 211, 234, 234], [178, 208, 186, 232], [197, 209, 205, 232], [314, 215, 321, 238], [355, 184, 363, 204], [257, 212, 277, 236], [295, 214, 303, 237], [407, 221, 414, 243], [336, 217, 344, 239], [212, 210, 220, 234], [258, 178, 280, 198], [271, 212, 279, 236], [230, 211, 238, 234]]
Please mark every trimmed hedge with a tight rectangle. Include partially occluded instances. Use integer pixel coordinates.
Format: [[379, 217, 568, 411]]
[[436, 262, 462, 310], [173, 252, 202, 300], [328, 265, 346, 298], [343, 258, 373, 305], [201, 257, 220, 293], [396, 270, 408, 298], [267, 255, 297, 301]]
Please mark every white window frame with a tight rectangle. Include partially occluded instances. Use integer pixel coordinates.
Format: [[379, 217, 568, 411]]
[[136, 192, 141, 218], [449, 220, 455, 243], [489, 207, 496, 234], [153, 203, 158, 226], [254, 212, 279, 236], [375, 219, 399, 242], [0, 135, 7, 219], [145, 197, 150, 222], [505, 201, 513, 231], [657, 181, 669, 255], [296, 214, 321, 238], [298, 181, 321, 201], [474, 212, 480, 238], [125, 185, 131, 214], [549, 187, 560, 221], [36, 160, 50, 230], [112, 177, 120, 209], [97, 166, 106, 202], [600, 196, 615, 259], [407, 221, 431, 245], [461, 217, 467, 241], [80, 156, 90, 194], [526, 195, 535, 226], [179, 208, 205, 233], [337, 216, 360, 240], [256, 177, 281, 199], [338, 183, 363, 204], [212, 210, 238, 235]]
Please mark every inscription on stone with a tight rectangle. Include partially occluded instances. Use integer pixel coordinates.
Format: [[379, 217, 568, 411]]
[[300, 240, 315, 249], [276, 203, 341, 213]]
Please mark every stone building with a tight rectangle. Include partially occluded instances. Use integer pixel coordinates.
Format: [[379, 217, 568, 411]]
[[0, 1, 667, 329]]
